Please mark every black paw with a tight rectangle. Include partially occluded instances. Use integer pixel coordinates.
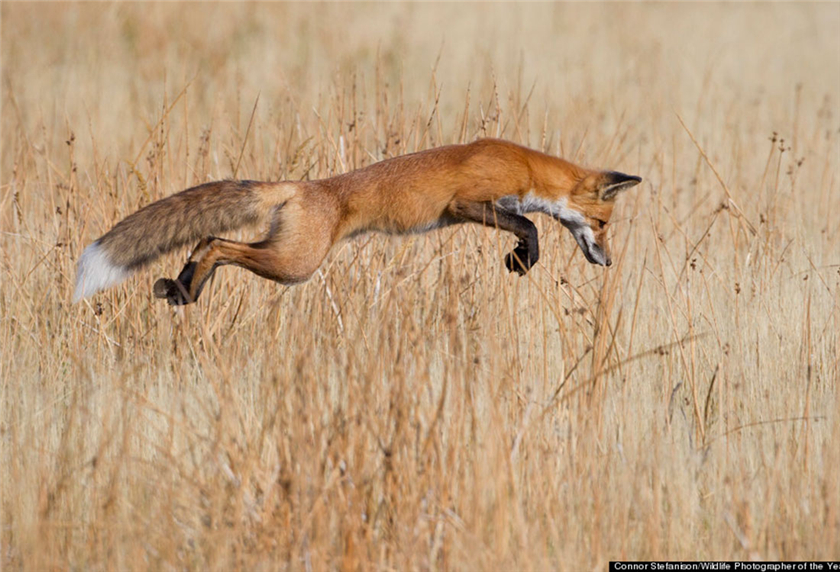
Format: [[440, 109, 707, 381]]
[[504, 248, 532, 276], [153, 278, 192, 305]]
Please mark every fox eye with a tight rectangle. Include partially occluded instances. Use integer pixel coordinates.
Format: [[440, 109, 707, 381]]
[[595, 219, 607, 229]]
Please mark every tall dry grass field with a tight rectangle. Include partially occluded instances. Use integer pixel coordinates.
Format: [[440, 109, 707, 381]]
[[2, 3, 839, 570]]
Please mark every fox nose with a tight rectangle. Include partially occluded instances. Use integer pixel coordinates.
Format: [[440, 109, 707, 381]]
[[605, 257, 612, 267]]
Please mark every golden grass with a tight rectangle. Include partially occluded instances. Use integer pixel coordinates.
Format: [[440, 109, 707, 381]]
[[2, 3, 838, 569]]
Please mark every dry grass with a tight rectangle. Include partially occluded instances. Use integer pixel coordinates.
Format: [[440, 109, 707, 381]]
[[2, 3, 839, 570]]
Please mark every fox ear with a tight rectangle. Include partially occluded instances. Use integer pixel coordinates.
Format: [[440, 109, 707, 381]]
[[600, 171, 642, 201]]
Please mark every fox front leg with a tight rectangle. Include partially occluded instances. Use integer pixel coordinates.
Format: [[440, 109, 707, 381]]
[[504, 238, 539, 276], [448, 200, 540, 275]]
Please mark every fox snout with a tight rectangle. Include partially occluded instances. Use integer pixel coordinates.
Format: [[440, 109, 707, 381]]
[[568, 170, 642, 267], [579, 236, 611, 267]]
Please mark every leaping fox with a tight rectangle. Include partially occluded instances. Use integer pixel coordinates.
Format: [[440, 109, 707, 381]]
[[74, 138, 641, 305]]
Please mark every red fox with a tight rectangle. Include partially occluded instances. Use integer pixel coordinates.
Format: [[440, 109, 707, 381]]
[[74, 138, 640, 305]]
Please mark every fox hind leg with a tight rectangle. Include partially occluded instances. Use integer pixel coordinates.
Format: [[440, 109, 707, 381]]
[[154, 199, 336, 305], [154, 236, 221, 305], [154, 234, 332, 305]]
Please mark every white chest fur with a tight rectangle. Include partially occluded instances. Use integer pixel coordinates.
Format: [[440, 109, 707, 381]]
[[496, 192, 585, 227], [495, 192, 605, 265]]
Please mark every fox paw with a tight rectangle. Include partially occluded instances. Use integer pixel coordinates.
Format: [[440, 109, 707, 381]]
[[153, 278, 192, 306], [504, 249, 532, 276]]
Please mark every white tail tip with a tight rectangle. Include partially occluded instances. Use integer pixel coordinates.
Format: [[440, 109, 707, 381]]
[[73, 241, 131, 302]]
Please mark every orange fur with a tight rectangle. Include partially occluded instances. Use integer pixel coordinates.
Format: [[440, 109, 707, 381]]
[[74, 139, 641, 304]]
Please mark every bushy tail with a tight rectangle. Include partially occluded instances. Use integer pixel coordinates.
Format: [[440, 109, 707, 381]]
[[74, 180, 269, 302]]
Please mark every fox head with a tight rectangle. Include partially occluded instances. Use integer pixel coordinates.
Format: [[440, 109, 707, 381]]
[[561, 170, 642, 266]]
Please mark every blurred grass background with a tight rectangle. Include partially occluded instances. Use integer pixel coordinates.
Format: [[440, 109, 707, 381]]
[[2, 3, 838, 569]]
